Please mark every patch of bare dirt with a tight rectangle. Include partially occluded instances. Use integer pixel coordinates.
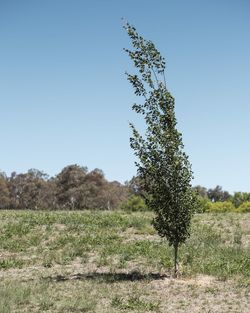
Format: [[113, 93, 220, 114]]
[[149, 275, 249, 313], [120, 227, 160, 243], [53, 223, 67, 231], [178, 275, 215, 286], [0, 251, 18, 259]]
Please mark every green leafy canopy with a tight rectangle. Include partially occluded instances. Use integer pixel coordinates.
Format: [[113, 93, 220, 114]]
[[124, 22, 197, 250]]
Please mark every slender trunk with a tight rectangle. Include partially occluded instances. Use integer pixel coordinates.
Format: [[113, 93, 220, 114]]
[[173, 243, 179, 278], [107, 200, 110, 210]]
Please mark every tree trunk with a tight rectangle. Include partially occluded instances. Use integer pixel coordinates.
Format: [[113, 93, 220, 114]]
[[107, 200, 110, 210], [173, 243, 179, 278]]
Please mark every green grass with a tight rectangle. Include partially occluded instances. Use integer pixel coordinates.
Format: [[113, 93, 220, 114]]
[[111, 295, 160, 312], [0, 210, 249, 312], [0, 211, 249, 278]]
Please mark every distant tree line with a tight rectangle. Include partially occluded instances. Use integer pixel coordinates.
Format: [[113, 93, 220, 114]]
[[128, 178, 250, 207], [0, 168, 249, 211], [127, 178, 250, 213], [193, 185, 250, 207], [0, 165, 132, 210]]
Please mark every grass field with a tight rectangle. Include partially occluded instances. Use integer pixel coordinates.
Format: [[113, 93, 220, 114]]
[[0, 210, 249, 312]]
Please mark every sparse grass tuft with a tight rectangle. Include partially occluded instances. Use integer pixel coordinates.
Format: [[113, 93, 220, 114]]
[[111, 295, 160, 312]]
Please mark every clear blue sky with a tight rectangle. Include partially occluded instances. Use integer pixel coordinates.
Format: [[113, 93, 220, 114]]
[[1, 0, 249, 193]]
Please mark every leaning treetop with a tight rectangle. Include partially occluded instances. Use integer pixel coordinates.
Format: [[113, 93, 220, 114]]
[[124, 22, 197, 276]]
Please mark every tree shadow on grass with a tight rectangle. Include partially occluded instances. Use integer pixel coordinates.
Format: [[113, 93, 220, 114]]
[[47, 271, 168, 283]]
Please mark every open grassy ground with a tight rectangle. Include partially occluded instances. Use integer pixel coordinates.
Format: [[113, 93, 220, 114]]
[[0, 210, 249, 313]]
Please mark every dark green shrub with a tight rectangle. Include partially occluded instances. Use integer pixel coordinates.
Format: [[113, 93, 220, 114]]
[[236, 201, 250, 213], [196, 196, 211, 213], [120, 196, 148, 212]]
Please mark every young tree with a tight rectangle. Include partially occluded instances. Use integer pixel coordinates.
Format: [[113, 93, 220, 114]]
[[124, 22, 197, 276]]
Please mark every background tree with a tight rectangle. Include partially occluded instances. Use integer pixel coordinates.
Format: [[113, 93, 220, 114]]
[[0, 172, 10, 209], [207, 185, 231, 202], [193, 185, 208, 198], [101, 180, 130, 210], [81, 168, 108, 209], [55, 164, 88, 209], [8, 169, 51, 210], [231, 191, 250, 207], [55, 165, 130, 210], [80, 169, 129, 210], [124, 22, 197, 276]]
